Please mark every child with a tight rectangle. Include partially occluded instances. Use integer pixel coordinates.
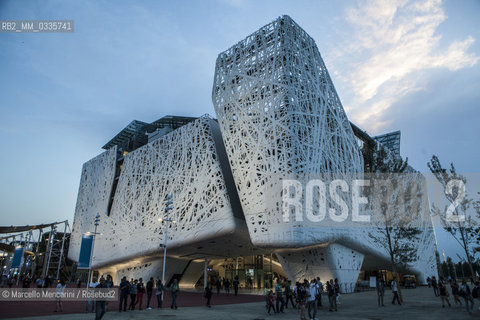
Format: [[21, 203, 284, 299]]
[[267, 290, 275, 315]]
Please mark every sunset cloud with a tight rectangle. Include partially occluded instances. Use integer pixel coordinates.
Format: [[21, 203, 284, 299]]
[[333, 0, 479, 131]]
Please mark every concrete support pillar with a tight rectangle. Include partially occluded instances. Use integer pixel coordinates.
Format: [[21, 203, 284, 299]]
[[277, 243, 364, 293], [204, 258, 208, 288]]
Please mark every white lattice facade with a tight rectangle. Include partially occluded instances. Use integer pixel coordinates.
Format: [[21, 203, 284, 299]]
[[69, 15, 437, 291]]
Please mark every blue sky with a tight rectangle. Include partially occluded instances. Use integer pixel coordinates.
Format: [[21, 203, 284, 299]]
[[0, 0, 479, 259]]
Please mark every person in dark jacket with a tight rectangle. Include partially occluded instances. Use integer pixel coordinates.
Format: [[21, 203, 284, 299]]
[[376, 278, 385, 307], [205, 285, 213, 307], [95, 277, 107, 320], [233, 276, 239, 296], [216, 278, 221, 295], [146, 277, 154, 310], [135, 278, 145, 310], [119, 277, 130, 312]]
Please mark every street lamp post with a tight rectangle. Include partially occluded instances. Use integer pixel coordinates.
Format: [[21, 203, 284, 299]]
[[159, 195, 175, 301], [86, 213, 101, 289]]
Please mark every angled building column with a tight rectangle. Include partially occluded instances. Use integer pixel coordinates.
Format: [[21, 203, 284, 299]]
[[277, 243, 364, 293]]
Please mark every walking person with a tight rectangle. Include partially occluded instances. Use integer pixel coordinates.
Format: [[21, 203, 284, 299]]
[[285, 280, 296, 309], [451, 280, 462, 306], [439, 280, 451, 307], [119, 277, 130, 312], [233, 276, 239, 296], [376, 277, 385, 307], [327, 279, 337, 312], [170, 278, 179, 309], [156, 278, 165, 308], [129, 279, 138, 310], [275, 279, 285, 313], [146, 277, 154, 310], [460, 280, 474, 313], [205, 284, 213, 307], [307, 279, 318, 319], [391, 279, 401, 305], [267, 290, 275, 315], [135, 278, 145, 310], [95, 277, 107, 320], [431, 276, 439, 296], [54, 278, 66, 312]]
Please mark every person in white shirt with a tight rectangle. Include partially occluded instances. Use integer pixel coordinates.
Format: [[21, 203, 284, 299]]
[[54, 278, 66, 312], [86, 277, 99, 313], [391, 279, 401, 305], [307, 280, 318, 320]]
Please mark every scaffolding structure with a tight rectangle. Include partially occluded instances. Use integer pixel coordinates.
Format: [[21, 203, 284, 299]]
[[0, 220, 70, 280]]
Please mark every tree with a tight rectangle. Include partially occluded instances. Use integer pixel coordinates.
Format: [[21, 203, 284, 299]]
[[427, 155, 477, 280], [369, 146, 422, 303]]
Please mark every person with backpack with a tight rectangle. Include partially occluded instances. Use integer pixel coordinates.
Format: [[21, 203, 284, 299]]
[[145, 277, 154, 310], [460, 280, 474, 313]]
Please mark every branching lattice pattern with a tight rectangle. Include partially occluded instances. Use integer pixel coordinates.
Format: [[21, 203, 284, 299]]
[[212, 15, 364, 245], [68, 117, 239, 267], [69, 15, 437, 286], [68, 147, 117, 263]]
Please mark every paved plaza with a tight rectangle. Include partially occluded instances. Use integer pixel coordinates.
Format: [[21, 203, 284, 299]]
[[3, 287, 477, 320]]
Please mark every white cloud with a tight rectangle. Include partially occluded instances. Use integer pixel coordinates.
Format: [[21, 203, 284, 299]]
[[333, 0, 479, 132]]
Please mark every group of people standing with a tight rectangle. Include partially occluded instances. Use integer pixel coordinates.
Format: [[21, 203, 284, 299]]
[[428, 276, 480, 314], [214, 276, 241, 296], [265, 277, 340, 320], [117, 277, 179, 312]]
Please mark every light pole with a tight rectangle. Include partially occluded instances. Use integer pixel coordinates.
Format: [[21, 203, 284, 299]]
[[86, 213, 101, 289], [159, 194, 175, 301]]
